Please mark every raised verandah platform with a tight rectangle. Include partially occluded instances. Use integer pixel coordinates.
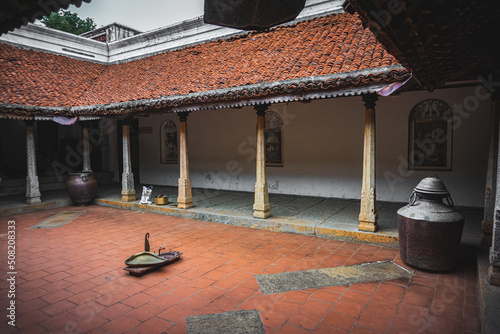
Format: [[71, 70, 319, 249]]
[[0, 183, 483, 247]]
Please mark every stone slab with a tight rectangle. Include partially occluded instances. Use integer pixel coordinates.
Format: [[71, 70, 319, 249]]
[[195, 191, 248, 208], [186, 309, 265, 334], [270, 196, 324, 217], [192, 187, 229, 201], [267, 194, 298, 206], [377, 202, 404, 229], [211, 194, 254, 211], [30, 210, 83, 229], [294, 198, 351, 221], [255, 261, 413, 294], [324, 201, 360, 224]]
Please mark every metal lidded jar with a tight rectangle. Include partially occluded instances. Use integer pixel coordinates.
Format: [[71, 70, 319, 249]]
[[397, 176, 464, 272], [66, 172, 98, 206]]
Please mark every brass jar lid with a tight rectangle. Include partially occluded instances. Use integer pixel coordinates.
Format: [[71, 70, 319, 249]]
[[414, 176, 450, 196]]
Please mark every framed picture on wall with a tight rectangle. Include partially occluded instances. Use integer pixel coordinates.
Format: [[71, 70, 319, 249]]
[[408, 99, 453, 170], [160, 120, 178, 164]]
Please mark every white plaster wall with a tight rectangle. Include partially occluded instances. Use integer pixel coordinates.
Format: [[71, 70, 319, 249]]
[[139, 86, 490, 207]]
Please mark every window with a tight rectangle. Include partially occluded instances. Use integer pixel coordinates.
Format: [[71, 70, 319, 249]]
[[408, 99, 452, 170], [160, 120, 178, 164], [265, 111, 283, 166]]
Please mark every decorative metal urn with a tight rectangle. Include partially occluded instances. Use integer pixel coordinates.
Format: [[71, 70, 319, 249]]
[[66, 172, 98, 206], [397, 176, 464, 272]]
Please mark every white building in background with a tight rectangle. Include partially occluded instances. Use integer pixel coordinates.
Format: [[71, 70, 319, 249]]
[[80, 23, 141, 43]]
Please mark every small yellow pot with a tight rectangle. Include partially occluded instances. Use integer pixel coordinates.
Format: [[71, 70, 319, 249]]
[[155, 194, 169, 205]]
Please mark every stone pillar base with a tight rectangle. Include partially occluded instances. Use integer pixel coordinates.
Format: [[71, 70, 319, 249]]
[[488, 265, 500, 286], [26, 196, 42, 205], [121, 193, 136, 202], [253, 181, 270, 219], [121, 172, 135, 202], [26, 175, 41, 205], [177, 178, 193, 209], [358, 220, 378, 232], [177, 201, 193, 209], [253, 208, 270, 219]]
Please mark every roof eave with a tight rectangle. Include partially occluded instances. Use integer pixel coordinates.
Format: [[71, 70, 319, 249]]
[[0, 65, 409, 118]]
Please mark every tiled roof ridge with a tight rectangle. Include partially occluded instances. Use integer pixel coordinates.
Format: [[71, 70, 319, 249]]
[[109, 11, 343, 68], [204, 11, 332, 45], [94, 3, 345, 65], [209, 12, 348, 47]]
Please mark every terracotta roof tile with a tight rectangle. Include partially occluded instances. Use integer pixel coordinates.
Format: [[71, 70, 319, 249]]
[[0, 12, 407, 115]]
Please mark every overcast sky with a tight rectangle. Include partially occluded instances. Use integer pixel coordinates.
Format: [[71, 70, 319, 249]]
[[70, 0, 205, 32]]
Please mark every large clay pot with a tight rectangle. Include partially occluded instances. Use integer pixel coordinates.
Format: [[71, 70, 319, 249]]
[[66, 172, 98, 206]]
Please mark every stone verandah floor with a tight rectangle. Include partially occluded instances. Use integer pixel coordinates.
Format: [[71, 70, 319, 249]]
[[1, 206, 481, 333]]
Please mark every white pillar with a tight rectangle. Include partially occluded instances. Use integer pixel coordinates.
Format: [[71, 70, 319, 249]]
[[253, 105, 271, 219], [482, 97, 499, 245], [26, 120, 41, 204], [177, 112, 193, 209], [81, 122, 92, 172], [358, 94, 378, 232], [121, 121, 136, 202]]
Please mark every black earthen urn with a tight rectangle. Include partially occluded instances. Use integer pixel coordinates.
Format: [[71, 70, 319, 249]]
[[66, 172, 98, 206], [397, 176, 464, 272]]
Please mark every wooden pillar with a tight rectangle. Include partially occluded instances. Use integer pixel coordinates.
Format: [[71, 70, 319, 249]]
[[253, 105, 271, 219], [25, 120, 41, 204], [81, 121, 92, 172], [177, 112, 193, 209], [121, 121, 136, 202], [359, 94, 378, 232], [482, 96, 500, 245]]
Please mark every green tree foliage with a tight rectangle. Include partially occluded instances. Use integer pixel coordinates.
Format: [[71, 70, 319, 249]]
[[41, 10, 96, 35]]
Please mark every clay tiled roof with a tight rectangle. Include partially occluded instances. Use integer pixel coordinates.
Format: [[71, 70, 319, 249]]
[[0, 12, 409, 117], [0, 46, 105, 107]]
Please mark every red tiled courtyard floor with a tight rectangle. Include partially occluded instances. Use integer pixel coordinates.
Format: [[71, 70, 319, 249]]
[[1, 206, 481, 333]]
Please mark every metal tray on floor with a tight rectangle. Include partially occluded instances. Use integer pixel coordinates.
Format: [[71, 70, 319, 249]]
[[123, 250, 182, 276]]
